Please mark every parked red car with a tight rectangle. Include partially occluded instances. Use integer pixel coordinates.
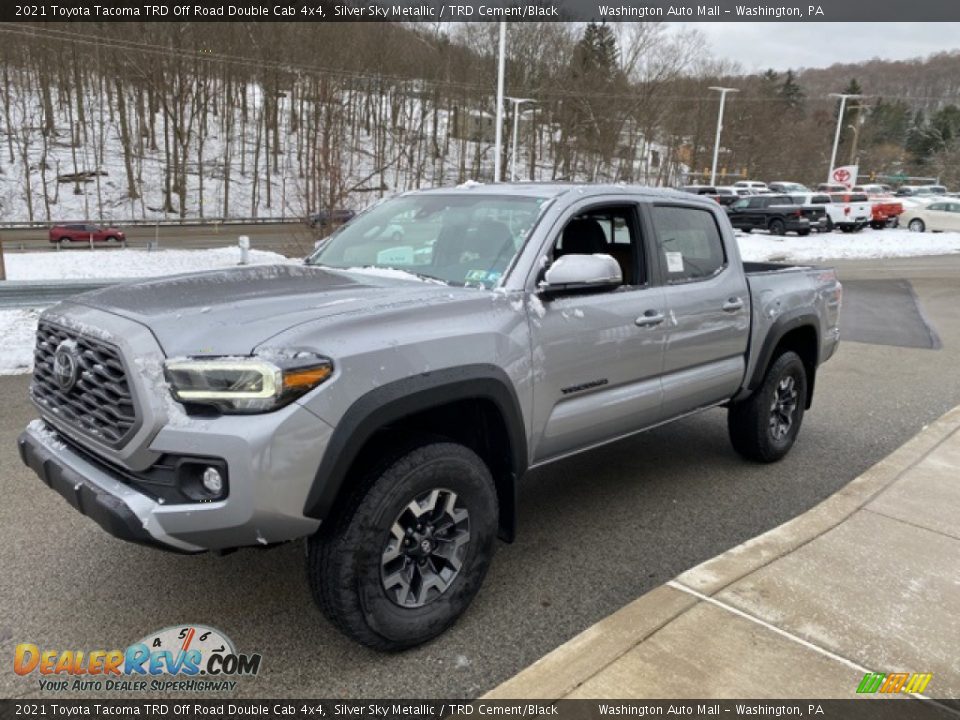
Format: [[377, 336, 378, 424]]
[[49, 223, 126, 244]]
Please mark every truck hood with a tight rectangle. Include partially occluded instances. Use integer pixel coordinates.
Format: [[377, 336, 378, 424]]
[[71, 264, 465, 356]]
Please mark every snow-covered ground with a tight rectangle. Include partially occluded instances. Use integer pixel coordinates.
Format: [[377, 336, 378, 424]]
[[2, 230, 959, 374], [737, 227, 960, 262]]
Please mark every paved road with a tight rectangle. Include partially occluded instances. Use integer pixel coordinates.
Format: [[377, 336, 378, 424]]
[[2, 255, 959, 699], [0, 222, 318, 259]]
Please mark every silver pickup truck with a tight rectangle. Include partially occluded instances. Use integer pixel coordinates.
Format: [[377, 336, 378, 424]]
[[19, 184, 841, 649]]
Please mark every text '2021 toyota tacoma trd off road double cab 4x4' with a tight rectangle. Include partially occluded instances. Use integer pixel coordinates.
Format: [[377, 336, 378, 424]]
[[19, 184, 841, 649]]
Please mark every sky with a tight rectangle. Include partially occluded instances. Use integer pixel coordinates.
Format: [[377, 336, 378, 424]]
[[677, 23, 960, 71]]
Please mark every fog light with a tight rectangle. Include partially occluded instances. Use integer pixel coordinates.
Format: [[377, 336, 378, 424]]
[[202, 467, 224, 495]]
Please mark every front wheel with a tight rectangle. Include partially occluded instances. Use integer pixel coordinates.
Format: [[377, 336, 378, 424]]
[[908, 218, 925, 232], [307, 441, 498, 650], [797, 229, 811, 237], [768, 219, 786, 236], [728, 351, 808, 463]]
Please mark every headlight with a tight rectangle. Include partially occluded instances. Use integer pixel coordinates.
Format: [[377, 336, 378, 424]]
[[164, 352, 333, 414]]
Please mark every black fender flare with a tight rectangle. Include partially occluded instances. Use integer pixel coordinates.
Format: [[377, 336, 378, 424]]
[[302, 364, 527, 540], [744, 310, 821, 405]]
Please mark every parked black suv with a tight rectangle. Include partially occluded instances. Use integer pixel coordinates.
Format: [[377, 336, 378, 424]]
[[726, 194, 817, 236]]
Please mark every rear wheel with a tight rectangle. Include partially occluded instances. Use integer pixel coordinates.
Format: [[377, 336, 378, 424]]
[[908, 218, 925, 232], [768, 219, 786, 236], [825, 217, 834, 232], [105, 235, 119, 244], [307, 441, 498, 650], [728, 351, 807, 463], [797, 229, 810, 237]]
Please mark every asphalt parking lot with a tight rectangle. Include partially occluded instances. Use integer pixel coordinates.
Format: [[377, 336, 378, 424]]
[[2, 254, 960, 700]]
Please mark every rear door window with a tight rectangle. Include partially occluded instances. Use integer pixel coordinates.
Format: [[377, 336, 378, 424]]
[[651, 206, 726, 284]]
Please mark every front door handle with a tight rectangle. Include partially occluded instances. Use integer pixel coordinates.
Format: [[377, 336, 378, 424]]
[[722, 297, 745, 312], [636, 310, 665, 327]]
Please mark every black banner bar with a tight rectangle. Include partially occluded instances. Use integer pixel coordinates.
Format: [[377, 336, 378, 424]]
[[3, 700, 960, 720], [4, 0, 960, 22]]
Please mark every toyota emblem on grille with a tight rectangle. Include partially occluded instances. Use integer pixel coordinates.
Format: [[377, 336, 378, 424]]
[[53, 342, 80, 392]]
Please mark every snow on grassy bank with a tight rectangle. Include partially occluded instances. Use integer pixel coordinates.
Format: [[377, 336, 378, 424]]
[[737, 227, 960, 263], [4, 246, 293, 281]]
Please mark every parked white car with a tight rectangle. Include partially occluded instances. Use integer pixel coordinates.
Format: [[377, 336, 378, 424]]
[[901, 200, 960, 232]]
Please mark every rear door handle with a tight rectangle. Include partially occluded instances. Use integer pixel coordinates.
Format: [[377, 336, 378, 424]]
[[636, 310, 665, 327], [722, 297, 744, 312]]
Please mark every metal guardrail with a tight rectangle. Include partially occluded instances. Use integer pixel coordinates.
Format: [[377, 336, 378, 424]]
[[0, 279, 125, 308], [0, 217, 305, 230]]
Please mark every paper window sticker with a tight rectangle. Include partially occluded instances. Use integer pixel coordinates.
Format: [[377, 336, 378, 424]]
[[665, 251, 685, 273]]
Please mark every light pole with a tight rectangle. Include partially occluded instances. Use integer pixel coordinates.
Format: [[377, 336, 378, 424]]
[[506, 97, 535, 181], [493, 22, 507, 183], [828, 92, 862, 182], [708, 86, 738, 186]]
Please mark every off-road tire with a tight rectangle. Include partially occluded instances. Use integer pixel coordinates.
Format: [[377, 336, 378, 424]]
[[307, 441, 498, 650], [728, 351, 807, 463]]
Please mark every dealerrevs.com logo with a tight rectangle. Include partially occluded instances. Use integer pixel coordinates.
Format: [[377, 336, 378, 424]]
[[14, 625, 262, 693]]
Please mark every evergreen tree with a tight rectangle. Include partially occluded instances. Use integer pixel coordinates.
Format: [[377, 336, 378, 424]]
[[572, 22, 620, 80], [778, 70, 805, 111]]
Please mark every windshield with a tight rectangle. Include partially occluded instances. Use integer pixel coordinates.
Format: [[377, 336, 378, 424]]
[[306, 194, 547, 287]]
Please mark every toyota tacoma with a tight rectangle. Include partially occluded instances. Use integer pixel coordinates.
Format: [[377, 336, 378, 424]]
[[19, 184, 842, 649]]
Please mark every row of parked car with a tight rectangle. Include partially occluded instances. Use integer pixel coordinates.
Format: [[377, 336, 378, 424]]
[[681, 180, 957, 235]]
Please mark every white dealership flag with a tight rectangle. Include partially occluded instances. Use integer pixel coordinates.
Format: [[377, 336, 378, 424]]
[[831, 165, 858, 189]]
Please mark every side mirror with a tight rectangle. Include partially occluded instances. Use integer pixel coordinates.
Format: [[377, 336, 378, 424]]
[[540, 254, 622, 294]]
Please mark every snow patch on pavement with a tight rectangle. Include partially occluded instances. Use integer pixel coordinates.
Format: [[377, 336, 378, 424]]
[[0, 309, 41, 375], [737, 227, 960, 263]]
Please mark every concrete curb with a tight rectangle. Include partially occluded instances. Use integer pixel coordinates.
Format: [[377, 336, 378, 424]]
[[484, 404, 960, 700]]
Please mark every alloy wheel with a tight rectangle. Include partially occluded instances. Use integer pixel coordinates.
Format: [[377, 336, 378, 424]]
[[380, 488, 471, 608], [769, 375, 799, 441]]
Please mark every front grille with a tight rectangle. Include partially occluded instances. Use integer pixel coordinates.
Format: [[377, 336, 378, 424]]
[[31, 320, 139, 448]]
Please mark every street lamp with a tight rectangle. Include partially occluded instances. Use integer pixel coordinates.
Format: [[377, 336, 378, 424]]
[[506, 97, 535, 181], [828, 92, 862, 182], [493, 22, 507, 183], [708, 86, 738, 186]]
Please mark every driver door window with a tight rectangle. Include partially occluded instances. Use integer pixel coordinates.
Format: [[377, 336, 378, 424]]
[[552, 205, 644, 286]]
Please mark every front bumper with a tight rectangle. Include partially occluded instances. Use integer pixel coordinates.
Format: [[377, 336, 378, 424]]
[[19, 426, 194, 553], [19, 402, 334, 552]]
